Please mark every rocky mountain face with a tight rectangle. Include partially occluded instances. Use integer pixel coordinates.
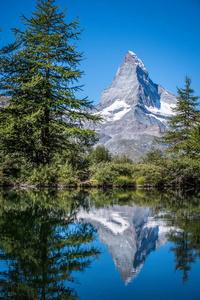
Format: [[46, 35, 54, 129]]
[[77, 204, 169, 284], [0, 96, 9, 109], [95, 51, 177, 161]]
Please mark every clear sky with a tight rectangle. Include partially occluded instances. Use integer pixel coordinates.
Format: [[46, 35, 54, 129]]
[[0, 0, 200, 105]]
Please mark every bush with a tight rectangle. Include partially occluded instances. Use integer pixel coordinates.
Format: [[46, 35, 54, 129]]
[[28, 165, 59, 185], [112, 154, 133, 164], [89, 146, 112, 164], [166, 157, 200, 186], [142, 147, 165, 165], [90, 163, 117, 185], [136, 177, 146, 186], [27, 163, 78, 186], [57, 163, 78, 185], [133, 163, 168, 186], [0, 167, 8, 185], [90, 162, 136, 185], [113, 176, 135, 186]]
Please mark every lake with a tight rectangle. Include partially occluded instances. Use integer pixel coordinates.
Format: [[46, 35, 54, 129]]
[[0, 188, 200, 299]]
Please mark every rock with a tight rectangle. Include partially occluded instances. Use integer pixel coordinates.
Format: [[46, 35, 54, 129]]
[[94, 51, 176, 161], [0, 95, 9, 109]]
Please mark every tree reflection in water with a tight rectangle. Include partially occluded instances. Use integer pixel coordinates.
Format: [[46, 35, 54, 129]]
[[0, 188, 200, 298], [0, 189, 101, 299], [163, 202, 200, 283], [87, 189, 200, 284]]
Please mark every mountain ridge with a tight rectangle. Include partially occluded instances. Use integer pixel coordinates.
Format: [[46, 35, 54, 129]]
[[94, 51, 177, 161]]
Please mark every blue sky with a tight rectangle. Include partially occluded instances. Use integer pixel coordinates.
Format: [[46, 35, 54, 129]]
[[0, 0, 200, 105]]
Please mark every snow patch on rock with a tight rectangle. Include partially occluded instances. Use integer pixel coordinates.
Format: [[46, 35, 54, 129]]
[[145, 101, 176, 117], [99, 99, 132, 122]]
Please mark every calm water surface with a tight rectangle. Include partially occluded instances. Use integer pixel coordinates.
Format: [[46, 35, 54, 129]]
[[0, 189, 200, 299]]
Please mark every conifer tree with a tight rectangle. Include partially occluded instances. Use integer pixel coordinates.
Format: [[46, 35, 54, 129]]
[[157, 76, 199, 155], [187, 123, 200, 158], [0, 0, 100, 166]]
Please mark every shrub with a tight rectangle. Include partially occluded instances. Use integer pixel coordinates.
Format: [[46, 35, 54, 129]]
[[28, 163, 78, 186], [28, 165, 59, 185], [142, 147, 165, 165], [90, 163, 117, 184], [113, 176, 135, 186], [57, 163, 78, 186], [90, 162, 136, 185], [136, 177, 146, 186], [89, 146, 112, 164], [133, 163, 168, 186], [112, 154, 133, 164], [0, 167, 8, 184]]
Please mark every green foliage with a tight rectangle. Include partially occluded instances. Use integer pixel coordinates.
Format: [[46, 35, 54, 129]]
[[166, 157, 200, 186], [157, 76, 200, 155], [89, 153, 200, 187], [0, 150, 32, 183], [90, 163, 117, 185], [187, 123, 200, 159], [1, 7, 200, 189], [135, 163, 169, 185], [52, 144, 91, 178], [136, 177, 146, 186], [28, 164, 59, 185], [89, 162, 135, 185], [142, 147, 165, 165], [0, 167, 7, 184], [0, 0, 100, 169], [113, 176, 135, 186], [89, 145, 112, 164], [112, 154, 133, 164], [57, 163, 78, 185], [27, 163, 78, 186]]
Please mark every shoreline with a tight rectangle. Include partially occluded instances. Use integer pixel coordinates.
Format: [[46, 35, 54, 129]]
[[0, 181, 196, 190]]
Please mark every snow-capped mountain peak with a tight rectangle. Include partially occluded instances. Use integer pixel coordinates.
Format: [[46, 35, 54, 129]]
[[125, 51, 148, 74], [95, 51, 177, 161]]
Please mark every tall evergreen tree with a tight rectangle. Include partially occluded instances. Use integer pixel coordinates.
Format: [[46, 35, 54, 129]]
[[186, 122, 200, 158], [157, 76, 199, 155], [0, 0, 100, 166]]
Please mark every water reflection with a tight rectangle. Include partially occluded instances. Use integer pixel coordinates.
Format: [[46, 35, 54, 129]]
[[164, 207, 200, 283], [79, 189, 200, 284], [77, 204, 168, 283], [0, 189, 101, 299], [0, 188, 200, 299]]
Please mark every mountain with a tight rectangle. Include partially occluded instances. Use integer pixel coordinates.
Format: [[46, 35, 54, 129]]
[[77, 204, 169, 284], [94, 51, 177, 161]]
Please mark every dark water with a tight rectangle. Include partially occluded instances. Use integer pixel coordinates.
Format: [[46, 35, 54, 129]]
[[0, 189, 200, 299]]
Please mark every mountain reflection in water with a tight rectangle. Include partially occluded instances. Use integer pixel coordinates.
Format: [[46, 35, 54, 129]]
[[0, 189, 200, 299], [77, 204, 169, 283]]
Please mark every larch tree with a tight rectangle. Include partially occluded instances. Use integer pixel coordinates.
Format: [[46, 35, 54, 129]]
[[0, 0, 100, 167], [186, 122, 200, 158], [157, 76, 199, 155]]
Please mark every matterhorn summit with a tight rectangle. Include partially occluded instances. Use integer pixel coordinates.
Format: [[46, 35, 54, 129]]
[[95, 51, 177, 161]]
